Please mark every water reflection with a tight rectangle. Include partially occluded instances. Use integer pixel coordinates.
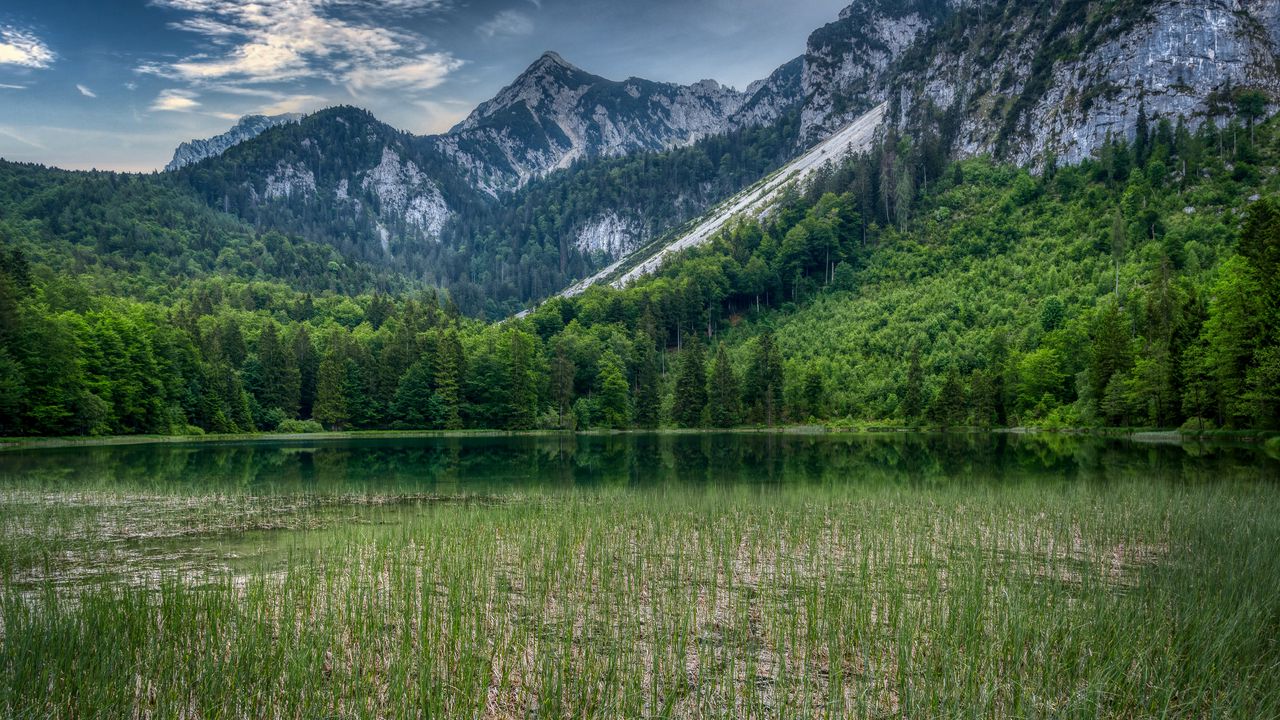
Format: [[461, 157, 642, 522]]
[[0, 432, 1275, 495]]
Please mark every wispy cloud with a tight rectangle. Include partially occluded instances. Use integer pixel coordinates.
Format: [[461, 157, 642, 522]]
[[0, 83, 28, 90], [142, 0, 461, 92], [0, 26, 55, 69], [478, 10, 534, 38], [0, 126, 45, 149], [345, 54, 461, 93], [414, 98, 472, 134], [77, 84, 97, 98], [150, 88, 201, 112], [259, 93, 327, 115]]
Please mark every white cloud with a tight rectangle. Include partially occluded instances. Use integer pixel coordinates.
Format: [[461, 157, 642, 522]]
[[77, 84, 97, 98], [478, 10, 534, 38], [345, 53, 461, 92], [143, 0, 461, 93], [0, 83, 27, 90], [259, 93, 327, 115], [150, 88, 201, 112], [0, 26, 55, 69]]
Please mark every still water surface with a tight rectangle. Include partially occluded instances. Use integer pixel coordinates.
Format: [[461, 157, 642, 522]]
[[1, 432, 1275, 588]]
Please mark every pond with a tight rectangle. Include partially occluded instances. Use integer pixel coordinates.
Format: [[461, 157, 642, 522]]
[[1, 432, 1278, 717]]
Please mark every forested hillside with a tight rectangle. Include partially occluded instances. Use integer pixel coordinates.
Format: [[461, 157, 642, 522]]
[[172, 107, 801, 316], [1, 106, 1277, 437], [0, 162, 392, 297]]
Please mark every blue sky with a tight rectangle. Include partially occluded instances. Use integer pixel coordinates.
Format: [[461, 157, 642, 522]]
[[0, 0, 849, 171]]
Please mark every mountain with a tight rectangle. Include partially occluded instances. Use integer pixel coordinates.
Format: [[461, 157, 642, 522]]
[[171, 107, 488, 282], [139, 0, 1280, 316], [4, 0, 1280, 440], [434, 51, 747, 194], [794, 0, 1280, 165], [165, 114, 302, 172], [798, 0, 957, 143]]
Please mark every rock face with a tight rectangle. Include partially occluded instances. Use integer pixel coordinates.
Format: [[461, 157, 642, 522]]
[[359, 147, 452, 241], [165, 114, 301, 171], [799, 0, 958, 143], [575, 212, 647, 259], [434, 51, 787, 194], [733, 56, 805, 130], [798, 0, 1280, 165], [176, 107, 468, 260]]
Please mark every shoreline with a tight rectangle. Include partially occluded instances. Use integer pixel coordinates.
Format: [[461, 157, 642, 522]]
[[1, 425, 1275, 452]]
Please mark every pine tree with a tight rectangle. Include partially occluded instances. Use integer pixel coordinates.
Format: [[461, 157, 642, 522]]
[[431, 330, 463, 430], [313, 334, 350, 430], [801, 366, 825, 419], [505, 330, 537, 430], [708, 343, 740, 428], [595, 349, 630, 429], [252, 322, 300, 418], [551, 341, 575, 429], [928, 368, 967, 428], [744, 331, 784, 426], [1089, 301, 1132, 418], [632, 329, 661, 429], [672, 339, 708, 428], [217, 319, 247, 368], [1111, 209, 1127, 299], [968, 370, 997, 428], [900, 346, 925, 424], [391, 356, 434, 429], [294, 326, 318, 420]]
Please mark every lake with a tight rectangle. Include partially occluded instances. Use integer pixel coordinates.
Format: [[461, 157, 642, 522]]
[[1, 432, 1278, 717]]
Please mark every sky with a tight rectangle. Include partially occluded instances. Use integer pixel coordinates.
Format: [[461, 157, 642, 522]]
[[0, 0, 850, 171]]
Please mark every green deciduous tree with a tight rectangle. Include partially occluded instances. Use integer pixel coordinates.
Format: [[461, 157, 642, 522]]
[[595, 349, 630, 429]]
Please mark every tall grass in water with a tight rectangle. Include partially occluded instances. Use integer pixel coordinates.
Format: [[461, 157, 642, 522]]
[[2, 481, 1279, 718]]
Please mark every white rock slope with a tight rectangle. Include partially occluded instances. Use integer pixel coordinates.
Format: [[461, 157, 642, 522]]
[[556, 103, 887, 299]]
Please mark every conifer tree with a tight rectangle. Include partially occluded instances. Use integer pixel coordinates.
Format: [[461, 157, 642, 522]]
[[551, 341, 575, 429], [672, 339, 708, 428], [313, 333, 350, 430], [900, 346, 925, 424], [431, 330, 463, 430], [928, 368, 967, 428], [744, 331, 784, 426], [708, 343, 740, 428], [391, 357, 434, 428], [252, 322, 300, 418], [293, 326, 318, 420], [505, 330, 537, 430], [632, 328, 661, 429]]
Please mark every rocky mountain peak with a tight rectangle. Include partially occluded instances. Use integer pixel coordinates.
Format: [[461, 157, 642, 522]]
[[535, 50, 576, 71], [165, 113, 302, 172]]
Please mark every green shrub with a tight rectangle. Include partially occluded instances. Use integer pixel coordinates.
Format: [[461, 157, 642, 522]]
[[275, 419, 325, 434]]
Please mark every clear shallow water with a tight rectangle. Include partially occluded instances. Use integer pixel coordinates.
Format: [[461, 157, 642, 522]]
[[3, 433, 1279, 717], [1, 432, 1274, 590]]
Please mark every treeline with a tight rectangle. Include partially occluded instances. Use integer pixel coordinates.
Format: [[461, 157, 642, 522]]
[[0, 104, 1277, 437], [0, 258, 791, 435]]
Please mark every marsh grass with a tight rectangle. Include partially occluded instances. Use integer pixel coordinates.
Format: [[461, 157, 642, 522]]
[[2, 477, 1279, 718]]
